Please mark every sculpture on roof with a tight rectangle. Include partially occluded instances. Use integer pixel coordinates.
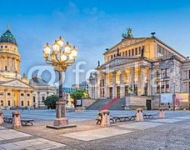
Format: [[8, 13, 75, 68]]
[[122, 28, 133, 39], [98, 61, 100, 67], [117, 48, 121, 56]]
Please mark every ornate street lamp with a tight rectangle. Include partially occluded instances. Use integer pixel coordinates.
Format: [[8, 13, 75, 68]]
[[43, 36, 77, 128]]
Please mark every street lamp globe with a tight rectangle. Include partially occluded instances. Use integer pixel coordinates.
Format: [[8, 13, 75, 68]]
[[61, 53, 68, 62], [65, 42, 71, 54], [52, 40, 60, 53], [43, 43, 51, 59], [57, 36, 64, 47]]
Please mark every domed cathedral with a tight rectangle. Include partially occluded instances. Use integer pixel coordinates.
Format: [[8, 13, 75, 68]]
[[0, 26, 21, 78], [0, 26, 34, 109]]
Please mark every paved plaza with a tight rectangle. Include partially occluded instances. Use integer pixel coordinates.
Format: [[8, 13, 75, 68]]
[[1, 110, 190, 150]]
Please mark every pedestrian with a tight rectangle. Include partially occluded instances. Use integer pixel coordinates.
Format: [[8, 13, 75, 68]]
[[168, 103, 171, 110]]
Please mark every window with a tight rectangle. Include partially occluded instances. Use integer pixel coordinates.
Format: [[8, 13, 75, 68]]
[[161, 81, 165, 93], [21, 101, 24, 106], [189, 70, 190, 79], [122, 52, 124, 56], [156, 81, 160, 93], [135, 48, 138, 55], [1, 100, 3, 106], [27, 94, 30, 97], [33, 96, 36, 103], [7, 93, 11, 96], [132, 49, 134, 56], [28, 101, 30, 106], [5, 66, 8, 71], [21, 93, 24, 96], [161, 69, 169, 79], [42, 96, 45, 102], [129, 50, 131, 57], [0, 46, 3, 48], [125, 86, 128, 96], [100, 79, 105, 87], [5, 46, 7, 48], [166, 81, 170, 92], [8, 100, 10, 106], [0, 92, 3, 96], [156, 70, 160, 79]]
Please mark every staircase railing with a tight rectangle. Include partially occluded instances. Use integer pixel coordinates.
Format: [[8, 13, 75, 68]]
[[100, 98, 119, 110]]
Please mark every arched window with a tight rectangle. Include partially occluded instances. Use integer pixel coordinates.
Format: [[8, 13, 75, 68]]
[[8, 100, 11, 106], [1, 100, 3, 106]]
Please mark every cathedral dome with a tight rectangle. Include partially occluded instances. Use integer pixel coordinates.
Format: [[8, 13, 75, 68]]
[[0, 29, 17, 45]]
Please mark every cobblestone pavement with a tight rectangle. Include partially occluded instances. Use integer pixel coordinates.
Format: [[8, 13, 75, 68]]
[[1, 110, 190, 150]]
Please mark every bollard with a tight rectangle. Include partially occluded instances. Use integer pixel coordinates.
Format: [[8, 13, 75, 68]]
[[0, 110, 4, 125], [100, 109, 110, 127], [158, 108, 165, 119], [12, 111, 22, 129], [136, 108, 144, 122]]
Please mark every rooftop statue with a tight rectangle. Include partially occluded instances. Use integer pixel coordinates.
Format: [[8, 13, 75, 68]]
[[122, 28, 133, 38]]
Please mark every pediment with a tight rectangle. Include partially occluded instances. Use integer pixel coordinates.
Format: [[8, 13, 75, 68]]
[[99, 57, 139, 69], [0, 79, 32, 88], [106, 38, 148, 54]]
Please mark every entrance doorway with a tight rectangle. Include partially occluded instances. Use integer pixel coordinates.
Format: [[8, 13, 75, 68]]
[[146, 100, 151, 110], [109, 87, 113, 98], [125, 86, 128, 96], [117, 86, 120, 98]]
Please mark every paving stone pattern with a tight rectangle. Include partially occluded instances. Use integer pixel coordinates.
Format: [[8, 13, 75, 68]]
[[1, 110, 190, 150]]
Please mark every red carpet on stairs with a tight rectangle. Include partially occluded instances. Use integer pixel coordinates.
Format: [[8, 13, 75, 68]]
[[100, 98, 119, 110]]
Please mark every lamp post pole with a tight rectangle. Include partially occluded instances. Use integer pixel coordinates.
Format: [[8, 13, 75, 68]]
[[43, 36, 77, 127]]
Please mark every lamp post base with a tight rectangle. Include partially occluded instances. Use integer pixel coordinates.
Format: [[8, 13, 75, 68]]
[[54, 117, 68, 126], [46, 117, 77, 130], [46, 124, 77, 130]]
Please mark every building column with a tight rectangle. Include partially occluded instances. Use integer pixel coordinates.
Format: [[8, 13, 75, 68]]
[[17, 90, 20, 106], [24, 91, 27, 107], [4, 89, 7, 106], [112, 71, 117, 98], [138, 67, 141, 96], [130, 67, 135, 91], [104, 73, 108, 98], [38, 92, 40, 108], [148, 67, 152, 96], [120, 70, 125, 98], [140, 66, 146, 95]]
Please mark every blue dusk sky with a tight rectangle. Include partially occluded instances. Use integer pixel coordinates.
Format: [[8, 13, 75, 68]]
[[0, 0, 190, 87]]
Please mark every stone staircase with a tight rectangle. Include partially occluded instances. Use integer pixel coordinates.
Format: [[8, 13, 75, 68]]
[[109, 97, 125, 110], [87, 99, 111, 110], [87, 97, 126, 110]]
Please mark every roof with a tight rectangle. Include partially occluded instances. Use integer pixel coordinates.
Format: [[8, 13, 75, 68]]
[[103, 36, 187, 60], [103, 37, 149, 55], [0, 29, 17, 45], [29, 77, 49, 86]]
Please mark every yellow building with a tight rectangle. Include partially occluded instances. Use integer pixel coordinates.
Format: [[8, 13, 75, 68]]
[[0, 27, 34, 109], [89, 29, 190, 110]]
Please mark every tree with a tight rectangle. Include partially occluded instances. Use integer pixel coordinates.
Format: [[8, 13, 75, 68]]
[[44, 95, 58, 109], [70, 89, 85, 106]]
